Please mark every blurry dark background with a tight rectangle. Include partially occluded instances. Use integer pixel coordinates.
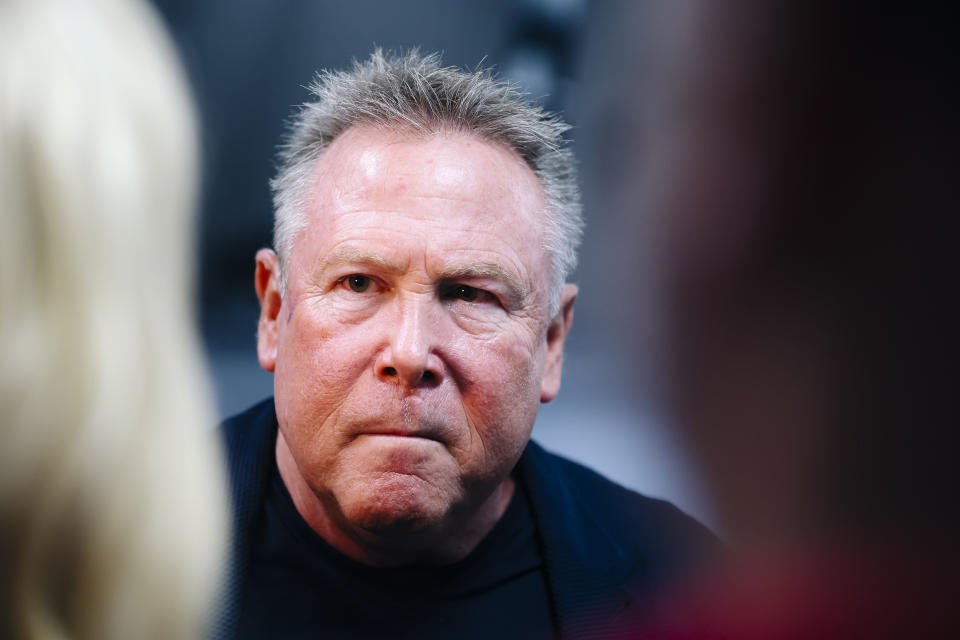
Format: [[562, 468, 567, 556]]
[[149, 0, 713, 528]]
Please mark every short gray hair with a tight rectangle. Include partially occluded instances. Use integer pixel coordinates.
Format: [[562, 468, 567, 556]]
[[270, 49, 582, 314]]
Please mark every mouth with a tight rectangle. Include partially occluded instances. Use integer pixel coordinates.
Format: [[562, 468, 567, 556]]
[[357, 430, 444, 444]]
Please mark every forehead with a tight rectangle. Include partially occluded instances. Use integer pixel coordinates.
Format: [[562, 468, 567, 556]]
[[312, 125, 544, 223], [299, 124, 550, 288]]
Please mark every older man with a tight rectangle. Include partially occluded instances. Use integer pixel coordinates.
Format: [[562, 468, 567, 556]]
[[218, 51, 713, 640]]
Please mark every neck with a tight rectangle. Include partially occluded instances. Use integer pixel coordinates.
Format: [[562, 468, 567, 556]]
[[275, 431, 515, 567]]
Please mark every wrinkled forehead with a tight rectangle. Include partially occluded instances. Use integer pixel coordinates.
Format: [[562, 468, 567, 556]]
[[299, 125, 553, 294], [313, 124, 546, 219]]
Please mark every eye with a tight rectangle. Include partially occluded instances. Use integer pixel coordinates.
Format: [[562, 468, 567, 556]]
[[454, 284, 479, 302], [443, 284, 496, 304], [341, 274, 372, 293]]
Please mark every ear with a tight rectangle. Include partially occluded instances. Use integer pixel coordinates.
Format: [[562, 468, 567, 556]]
[[540, 284, 577, 403], [255, 248, 283, 372]]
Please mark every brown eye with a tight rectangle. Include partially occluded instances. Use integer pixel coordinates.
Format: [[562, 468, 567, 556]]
[[440, 282, 498, 306], [346, 275, 371, 292], [454, 284, 479, 302]]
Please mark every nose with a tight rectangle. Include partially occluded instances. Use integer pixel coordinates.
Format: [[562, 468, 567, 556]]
[[374, 295, 443, 388]]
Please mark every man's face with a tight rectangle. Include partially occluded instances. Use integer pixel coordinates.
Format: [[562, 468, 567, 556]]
[[255, 126, 574, 542]]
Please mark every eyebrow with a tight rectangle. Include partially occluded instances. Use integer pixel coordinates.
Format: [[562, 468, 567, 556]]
[[318, 246, 405, 274]]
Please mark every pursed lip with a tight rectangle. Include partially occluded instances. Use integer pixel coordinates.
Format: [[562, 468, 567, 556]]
[[356, 430, 444, 443]]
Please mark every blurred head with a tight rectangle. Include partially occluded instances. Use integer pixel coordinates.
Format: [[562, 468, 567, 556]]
[[255, 52, 579, 565], [0, 0, 227, 637], [626, 1, 957, 546]]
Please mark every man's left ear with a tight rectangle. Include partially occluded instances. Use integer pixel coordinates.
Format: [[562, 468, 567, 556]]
[[540, 283, 577, 403]]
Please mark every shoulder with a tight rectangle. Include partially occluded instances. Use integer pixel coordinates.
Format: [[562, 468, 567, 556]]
[[220, 397, 277, 446], [213, 398, 279, 640], [217, 398, 279, 536], [220, 398, 277, 468], [547, 444, 705, 526], [522, 440, 709, 529], [521, 440, 719, 579]]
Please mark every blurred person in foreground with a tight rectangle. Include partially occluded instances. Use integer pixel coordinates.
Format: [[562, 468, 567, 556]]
[[593, 1, 958, 637], [217, 50, 716, 640], [0, 0, 228, 638]]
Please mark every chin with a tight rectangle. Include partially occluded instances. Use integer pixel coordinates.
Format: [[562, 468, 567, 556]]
[[336, 471, 456, 534]]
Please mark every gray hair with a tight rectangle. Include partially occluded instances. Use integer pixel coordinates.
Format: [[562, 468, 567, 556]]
[[270, 49, 582, 315]]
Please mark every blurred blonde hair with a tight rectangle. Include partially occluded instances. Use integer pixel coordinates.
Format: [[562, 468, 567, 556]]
[[0, 0, 228, 638]]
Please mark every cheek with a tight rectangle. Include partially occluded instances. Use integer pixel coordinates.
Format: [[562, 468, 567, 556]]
[[457, 331, 539, 395], [274, 310, 372, 429], [479, 329, 544, 393], [457, 335, 543, 462]]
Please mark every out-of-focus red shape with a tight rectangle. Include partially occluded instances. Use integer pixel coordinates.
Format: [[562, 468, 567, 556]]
[[585, 0, 959, 636], [633, 542, 960, 639]]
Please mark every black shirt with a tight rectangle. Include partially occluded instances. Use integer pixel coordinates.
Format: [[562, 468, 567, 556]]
[[235, 459, 555, 639]]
